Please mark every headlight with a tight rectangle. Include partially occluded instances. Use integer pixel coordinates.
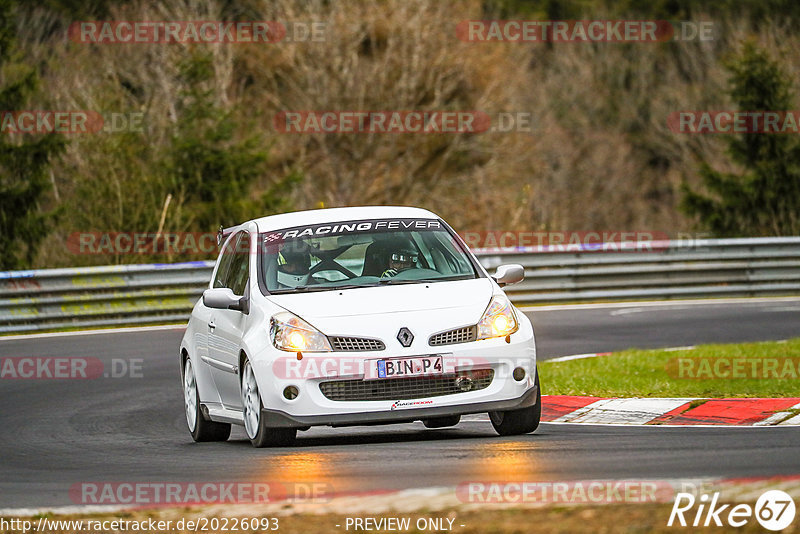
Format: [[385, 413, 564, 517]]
[[270, 311, 332, 352], [477, 296, 519, 340]]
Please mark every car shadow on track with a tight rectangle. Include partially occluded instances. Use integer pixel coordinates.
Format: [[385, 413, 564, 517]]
[[221, 424, 541, 449]]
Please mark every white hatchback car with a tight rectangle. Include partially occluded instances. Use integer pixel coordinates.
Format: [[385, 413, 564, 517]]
[[180, 206, 540, 447]]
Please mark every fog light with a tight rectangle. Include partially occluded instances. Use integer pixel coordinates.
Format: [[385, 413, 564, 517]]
[[513, 367, 526, 381], [454, 376, 473, 392], [283, 385, 299, 400]]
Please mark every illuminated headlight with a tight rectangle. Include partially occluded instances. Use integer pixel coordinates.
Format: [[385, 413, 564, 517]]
[[270, 312, 332, 352], [477, 296, 519, 340]]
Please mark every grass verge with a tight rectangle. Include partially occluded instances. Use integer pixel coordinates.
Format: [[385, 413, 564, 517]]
[[539, 338, 800, 398]]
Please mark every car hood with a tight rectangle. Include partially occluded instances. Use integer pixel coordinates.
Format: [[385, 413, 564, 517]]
[[268, 278, 495, 339]]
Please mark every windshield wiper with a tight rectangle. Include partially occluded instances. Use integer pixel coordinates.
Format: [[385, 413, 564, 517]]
[[324, 284, 381, 290], [274, 283, 378, 294], [273, 277, 471, 293], [379, 276, 472, 285]]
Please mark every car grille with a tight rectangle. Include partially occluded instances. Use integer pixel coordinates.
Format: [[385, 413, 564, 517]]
[[428, 326, 477, 346], [329, 336, 386, 352], [319, 369, 494, 401]]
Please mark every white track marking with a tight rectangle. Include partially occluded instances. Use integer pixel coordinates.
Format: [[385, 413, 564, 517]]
[[0, 324, 185, 342], [754, 402, 800, 426], [780, 413, 800, 425], [753, 402, 800, 426], [546, 352, 610, 363], [609, 307, 644, 315], [556, 398, 697, 425], [521, 296, 800, 313], [545, 345, 698, 363]]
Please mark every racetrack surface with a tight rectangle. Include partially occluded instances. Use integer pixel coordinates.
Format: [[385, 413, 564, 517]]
[[1, 299, 799, 508], [529, 297, 800, 358]]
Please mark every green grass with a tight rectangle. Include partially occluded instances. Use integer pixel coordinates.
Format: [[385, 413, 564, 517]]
[[539, 338, 800, 398]]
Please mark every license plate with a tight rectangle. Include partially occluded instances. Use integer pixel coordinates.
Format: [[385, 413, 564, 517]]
[[370, 355, 444, 379]]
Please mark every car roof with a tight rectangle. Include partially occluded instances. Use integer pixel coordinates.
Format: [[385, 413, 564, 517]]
[[252, 206, 439, 232]]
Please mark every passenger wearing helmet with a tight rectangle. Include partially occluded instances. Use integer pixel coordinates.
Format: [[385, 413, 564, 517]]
[[276, 241, 311, 288], [381, 240, 419, 278]]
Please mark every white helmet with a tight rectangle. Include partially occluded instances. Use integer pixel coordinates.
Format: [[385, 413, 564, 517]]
[[276, 242, 311, 287]]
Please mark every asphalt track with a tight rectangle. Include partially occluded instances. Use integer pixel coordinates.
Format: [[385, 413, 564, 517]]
[[1, 298, 799, 508]]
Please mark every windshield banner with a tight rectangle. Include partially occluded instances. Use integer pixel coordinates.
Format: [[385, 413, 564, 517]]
[[261, 218, 444, 246]]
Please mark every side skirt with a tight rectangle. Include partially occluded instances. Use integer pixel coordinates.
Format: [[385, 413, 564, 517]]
[[202, 403, 244, 425]]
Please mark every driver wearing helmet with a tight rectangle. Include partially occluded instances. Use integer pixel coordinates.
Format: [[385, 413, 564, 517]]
[[276, 241, 311, 288], [381, 240, 419, 278]]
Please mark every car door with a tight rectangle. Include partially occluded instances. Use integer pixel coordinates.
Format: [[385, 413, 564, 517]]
[[191, 233, 236, 403], [206, 231, 251, 410]]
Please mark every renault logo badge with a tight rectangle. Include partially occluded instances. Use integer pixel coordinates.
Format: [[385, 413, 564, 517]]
[[397, 327, 414, 347]]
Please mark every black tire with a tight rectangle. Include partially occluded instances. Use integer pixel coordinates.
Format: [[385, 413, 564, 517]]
[[249, 421, 297, 448], [423, 415, 461, 428], [184, 358, 231, 442], [489, 369, 541, 436], [241, 357, 297, 448]]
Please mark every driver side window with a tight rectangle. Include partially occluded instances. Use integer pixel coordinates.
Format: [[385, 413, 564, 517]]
[[213, 233, 238, 288], [226, 232, 251, 296]]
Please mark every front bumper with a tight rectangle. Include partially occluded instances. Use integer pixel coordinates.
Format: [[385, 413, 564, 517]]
[[248, 310, 538, 425], [259, 383, 539, 428]]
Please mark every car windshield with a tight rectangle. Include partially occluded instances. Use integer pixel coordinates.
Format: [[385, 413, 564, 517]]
[[260, 218, 479, 294]]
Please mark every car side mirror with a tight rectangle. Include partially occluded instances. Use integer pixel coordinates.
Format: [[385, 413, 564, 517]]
[[492, 264, 524, 286], [203, 287, 249, 314]]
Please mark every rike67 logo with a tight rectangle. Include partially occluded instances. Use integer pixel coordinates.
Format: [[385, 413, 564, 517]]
[[668, 489, 796, 530]]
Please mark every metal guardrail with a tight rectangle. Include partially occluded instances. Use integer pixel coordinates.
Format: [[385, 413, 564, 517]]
[[1, 237, 799, 334], [0, 262, 214, 333], [481, 237, 800, 303]]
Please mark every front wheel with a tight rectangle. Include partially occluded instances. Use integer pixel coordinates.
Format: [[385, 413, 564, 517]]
[[241, 358, 297, 448], [489, 370, 541, 436], [184, 358, 231, 442]]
